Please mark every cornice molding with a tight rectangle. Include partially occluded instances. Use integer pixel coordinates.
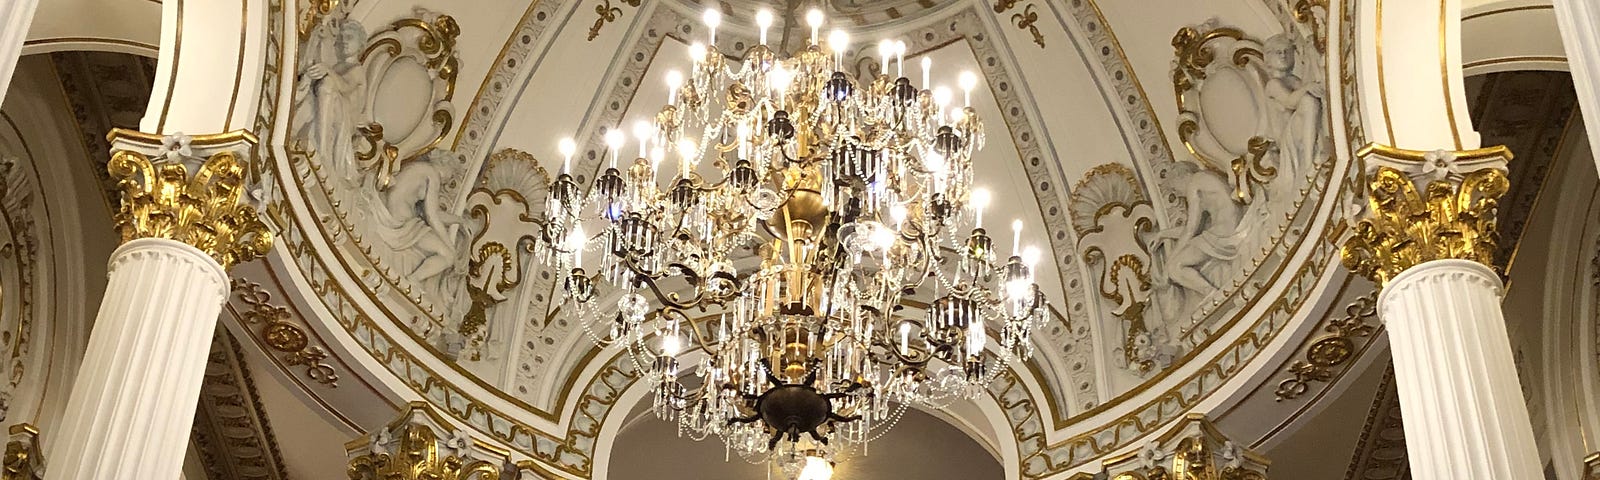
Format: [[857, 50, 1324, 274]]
[[190, 330, 290, 480]]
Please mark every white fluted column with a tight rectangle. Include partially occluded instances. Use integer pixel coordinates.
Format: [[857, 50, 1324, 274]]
[[44, 239, 227, 479], [1342, 145, 1541, 479], [43, 130, 269, 480], [0, 0, 39, 103], [1378, 259, 1541, 479], [1554, 0, 1600, 176]]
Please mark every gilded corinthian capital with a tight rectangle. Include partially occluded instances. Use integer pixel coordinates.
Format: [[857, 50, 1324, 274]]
[[3, 424, 42, 480], [1340, 144, 1512, 286], [1102, 414, 1270, 480], [106, 129, 273, 269], [346, 402, 511, 480]]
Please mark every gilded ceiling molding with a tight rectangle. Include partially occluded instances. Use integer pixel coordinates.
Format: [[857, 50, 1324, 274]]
[[1340, 144, 1512, 285], [0, 155, 39, 425], [586, 0, 642, 41], [1343, 366, 1408, 480], [191, 331, 291, 480], [1, 424, 41, 480], [230, 278, 340, 387], [1101, 413, 1270, 480], [1070, 163, 1161, 375], [1273, 290, 1376, 400], [461, 148, 549, 361], [994, 1, 1045, 47], [346, 402, 516, 480], [106, 129, 272, 269]]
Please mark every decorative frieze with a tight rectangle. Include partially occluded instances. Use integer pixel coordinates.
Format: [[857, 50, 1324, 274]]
[[1341, 144, 1512, 285], [107, 129, 272, 269]]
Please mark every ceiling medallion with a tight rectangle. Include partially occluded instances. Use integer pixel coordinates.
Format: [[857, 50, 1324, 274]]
[[532, 6, 1048, 473]]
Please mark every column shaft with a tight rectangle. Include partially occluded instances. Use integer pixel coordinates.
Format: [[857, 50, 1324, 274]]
[[43, 239, 227, 480], [0, 0, 39, 103], [1553, 0, 1600, 176], [1379, 259, 1541, 479]]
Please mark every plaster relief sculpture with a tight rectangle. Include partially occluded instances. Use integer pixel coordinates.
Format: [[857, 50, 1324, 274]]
[[1072, 164, 1172, 375], [1172, 20, 1329, 204], [292, 2, 368, 184], [461, 149, 553, 362], [291, 5, 475, 331], [1144, 162, 1253, 326]]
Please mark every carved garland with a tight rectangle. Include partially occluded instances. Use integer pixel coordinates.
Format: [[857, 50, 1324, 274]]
[[232, 279, 340, 387], [1274, 290, 1377, 400]]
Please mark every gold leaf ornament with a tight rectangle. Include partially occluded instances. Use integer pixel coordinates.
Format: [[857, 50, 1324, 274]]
[[108, 133, 273, 269], [1340, 166, 1508, 286]]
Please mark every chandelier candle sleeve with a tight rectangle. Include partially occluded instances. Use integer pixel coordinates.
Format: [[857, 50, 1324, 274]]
[[532, 7, 1044, 469]]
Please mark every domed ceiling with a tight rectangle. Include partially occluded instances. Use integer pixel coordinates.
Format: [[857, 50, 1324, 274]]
[[232, 0, 1356, 477]]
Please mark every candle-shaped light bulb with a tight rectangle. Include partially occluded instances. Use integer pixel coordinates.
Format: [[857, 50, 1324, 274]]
[[568, 225, 586, 267], [689, 42, 707, 64], [959, 71, 978, 107], [650, 145, 667, 178], [878, 39, 894, 75], [661, 334, 682, 356], [632, 120, 653, 157], [676, 138, 697, 176], [756, 9, 774, 45], [895, 41, 907, 78], [665, 70, 683, 105], [899, 322, 911, 356], [1011, 219, 1023, 256], [968, 319, 985, 355], [702, 8, 721, 45], [921, 57, 933, 90], [1022, 246, 1041, 272], [890, 204, 908, 229], [828, 29, 849, 67], [771, 64, 793, 95], [604, 129, 625, 168], [971, 188, 991, 228], [806, 9, 825, 45], [558, 137, 576, 174], [736, 123, 751, 159]]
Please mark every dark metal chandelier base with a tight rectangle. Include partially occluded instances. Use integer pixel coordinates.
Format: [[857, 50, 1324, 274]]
[[730, 364, 860, 450]]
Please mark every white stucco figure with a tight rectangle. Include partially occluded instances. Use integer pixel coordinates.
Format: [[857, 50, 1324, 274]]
[[292, 5, 369, 183], [1145, 163, 1251, 323], [1261, 33, 1327, 187]]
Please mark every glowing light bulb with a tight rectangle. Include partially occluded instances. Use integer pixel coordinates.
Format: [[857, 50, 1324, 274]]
[[959, 71, 978, 107], [756, 9, 774, 45], [568, 225, 586, 267], [890, 204, 908, 228], [661, 334, 682, 356], [1011, 219, 1023, 256], [689, 42, 707, 63], [806, 9, 825, 45], [771, 65, 793, 96], [677, 138, 697, 176], [933, 86, 952, 109], [558, 137, 576, 174], [665, 70, 683, 105], [878, 39, 894, 75], [921, 56, 932, 89], [632, 120, 653, 157], [871, 223, 896, 251], [799, 456, 833, 480], [702, 8, 721, 44], [828, 30, 849, 68], [971, 188, 991, 228], [895, 40, 908, 78], [1022, 246, 1041, 268], [604, 129, 625, 168]]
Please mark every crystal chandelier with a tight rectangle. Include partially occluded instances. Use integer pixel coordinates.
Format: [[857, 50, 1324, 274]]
[[537, 5, 1047, 468]]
